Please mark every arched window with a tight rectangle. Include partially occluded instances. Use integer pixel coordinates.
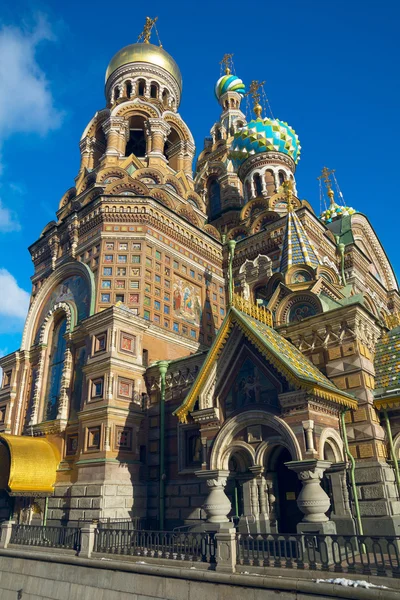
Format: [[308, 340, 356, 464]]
[[114, 87, 120, 101], [162, 89, 169, 107], [138, 79, 145, 96], [215, 129, 222, 141], [254, 174, 262, 197], [279, 171, 286, 186], [150, 83, 158, 98], [125, 115, 147, 158], [265, 170, 275, 195], [44, 317, 67, 421], [208, 179, 221, 217], [245, 180, 252, 202], [126, 81, 132, 98]]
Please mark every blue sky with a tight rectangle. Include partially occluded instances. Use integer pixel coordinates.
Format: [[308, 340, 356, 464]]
[[0, 0, 399, 356]]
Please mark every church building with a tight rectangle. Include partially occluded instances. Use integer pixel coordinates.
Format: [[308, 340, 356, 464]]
[[1, 18, 400, 538]]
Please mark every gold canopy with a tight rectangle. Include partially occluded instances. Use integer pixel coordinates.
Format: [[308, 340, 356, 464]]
[[0, 434, 60, 496], [105, 42, 182, 90]]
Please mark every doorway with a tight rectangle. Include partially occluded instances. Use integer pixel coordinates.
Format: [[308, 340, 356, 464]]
[[272, 447, 302, 533]]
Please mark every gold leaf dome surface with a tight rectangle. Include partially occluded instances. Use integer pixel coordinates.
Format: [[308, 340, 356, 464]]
[[106, 42, 182, 90]]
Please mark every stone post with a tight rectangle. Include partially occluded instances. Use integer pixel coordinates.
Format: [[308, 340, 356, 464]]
[[215, 528, 237, 573], [0, 520, 14, 548], [79, 523, 96, 558], [285, 459, 336, 535], [196, 470, 232, 531]]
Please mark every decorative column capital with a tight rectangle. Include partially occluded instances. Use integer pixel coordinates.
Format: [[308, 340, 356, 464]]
[[102, 116, 129, 139], [145, 118, 171, 139]]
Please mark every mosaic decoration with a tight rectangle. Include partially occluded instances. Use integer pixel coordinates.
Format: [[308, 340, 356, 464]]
[[288, 301, 318, 323], [230, 117, 301, 168], [224, 357, 278, 414], [34, 275, 90, 343], [215, 74, 245, 100], [173, 277, 202, 326], [291, 270, 312, 284], [320, 202, 356, 223], [280, 209, 320, 272]]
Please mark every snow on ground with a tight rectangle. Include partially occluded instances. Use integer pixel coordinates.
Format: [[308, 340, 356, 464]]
[[315, 578, 388, 589]]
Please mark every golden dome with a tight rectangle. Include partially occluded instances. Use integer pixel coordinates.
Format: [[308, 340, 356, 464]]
[[106, 43, 182, 90]]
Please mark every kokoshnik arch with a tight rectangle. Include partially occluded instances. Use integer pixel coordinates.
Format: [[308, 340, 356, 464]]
[[1, 18, 400, 537]]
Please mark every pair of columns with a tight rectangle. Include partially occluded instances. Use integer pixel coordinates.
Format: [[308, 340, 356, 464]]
[[197, 459, 333, 532]]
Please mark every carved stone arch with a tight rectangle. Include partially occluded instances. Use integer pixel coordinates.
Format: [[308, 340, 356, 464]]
[[177, 207, 200, 226], [58, 188, 76, 210], [251, 211, 280, 234], [240, 197, 270, 221], [276, 291, 323, 325], [285, 264, 316, 285], [186, 192, 205, 213], [81, 109, 110, 140], [150, 189, 177, 210], [38, 302, 74, 345], [316, 265, 340, 285], [105, 178, 149, 196], [111, 100, 160, 119], [164, 176, 185, 197], [269, 191, 301, 212], [163, 111, 194, 144], [203, 224, 221, 241], [363, 292, 378, 316], [21, 262, 95, 351], [210, 410, 302, 470], [220, 441, 256, 471], [97, 166, 127, 184], [351, 213, 398, 290], [318, 427, 344, 462], [228, 226, 248, 241], [79, 171, 97, 194], [255, 439, 297, 467], [131, 167, 164, 185]]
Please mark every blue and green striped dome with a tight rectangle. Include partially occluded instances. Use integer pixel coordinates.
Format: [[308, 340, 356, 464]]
[[215, 74, 245, 100], [230, 117, 301, 168]]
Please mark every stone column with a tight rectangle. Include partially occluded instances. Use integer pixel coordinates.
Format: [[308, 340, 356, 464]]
[[0, 520, 14, 549], [102, 116, 129, 160], [57, 342, 73, 421], [196, 470, 232, 531], [286, 459, 336, 535], [145, 119, 170, 167], [79, 137, 95, 171], [302, 420, 315, 453]]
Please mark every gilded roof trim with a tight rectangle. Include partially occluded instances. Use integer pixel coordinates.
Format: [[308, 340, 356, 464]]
[[173, 308, 357, 422], [0, 434, 60, 496], [374, 396, 400, 411]]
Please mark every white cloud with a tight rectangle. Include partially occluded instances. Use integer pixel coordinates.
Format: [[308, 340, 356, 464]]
[[0, 268, 30, 319], [0, 17, 63, 137], [0, 199, 21, 232]]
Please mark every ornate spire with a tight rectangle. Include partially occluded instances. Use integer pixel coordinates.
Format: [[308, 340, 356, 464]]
[[246, 80, 265, 118], [318, 166, 336, 207], [280, 192, 320, 273]]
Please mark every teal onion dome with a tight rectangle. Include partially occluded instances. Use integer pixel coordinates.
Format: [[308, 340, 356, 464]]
[[320, 202, 356, 223], [215, 74, 245, 100], [230, 117, 301, 168]]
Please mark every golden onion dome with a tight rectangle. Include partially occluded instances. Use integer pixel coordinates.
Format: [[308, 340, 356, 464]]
[[105, 42, 182, 90]]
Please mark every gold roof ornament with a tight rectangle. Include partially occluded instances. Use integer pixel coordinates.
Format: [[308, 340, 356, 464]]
[[105, 17, 182, 90], [137, 16, 159, 44], [318, 166, 336, 206], [0, 434, 60, 496], [246, 80, 265, 118], [220, 53, 234, 75]]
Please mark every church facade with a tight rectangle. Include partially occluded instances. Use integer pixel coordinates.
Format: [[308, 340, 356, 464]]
[[1, 20, 400, 537]]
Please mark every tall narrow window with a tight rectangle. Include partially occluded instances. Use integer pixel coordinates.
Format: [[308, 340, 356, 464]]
[[254, 174, 262, 196], [126, 81, 132, 98], [44, 317, 67, 421], [150, 83, 158, 98], [138, 80, 145, 96], [208, 179, 221, 218], [279, 171, 286, 186], [126, 129, 146, 157]]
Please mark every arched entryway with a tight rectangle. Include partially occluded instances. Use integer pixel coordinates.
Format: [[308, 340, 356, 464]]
[[266, 446, 302, 533]]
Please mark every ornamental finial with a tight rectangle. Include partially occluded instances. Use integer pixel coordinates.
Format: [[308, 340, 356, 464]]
[[318, 166, 336, 206], [246, 80, 265, 118], [137, 16, 158, 44], [282, 180, 294, 212], [220, 53, 234, 75]]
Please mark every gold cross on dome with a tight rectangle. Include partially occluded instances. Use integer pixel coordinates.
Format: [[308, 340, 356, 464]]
[[245, 80, 266, 117], [318, 166, 335, 203], [138, 16, 158, 43], [220, 53, 234, 75]]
